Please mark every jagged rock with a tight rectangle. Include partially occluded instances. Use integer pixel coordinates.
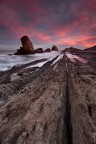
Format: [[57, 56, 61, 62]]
[[51, 45, 58, 51], [44, 48, 51, 52], [14, 36, 34, 55]]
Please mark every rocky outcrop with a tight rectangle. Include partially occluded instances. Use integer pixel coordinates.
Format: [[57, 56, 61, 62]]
[[21, 36, 34, 52], [14, 36, 34, 55], [44, 48, 51, 52], [84, 45, 96, 52], [30, 48, 43, 54], [51, 45, 58, 51], [34, 48, 43, 53], [63, 47, 82, 54], [14, 35, 60, 55], [0, 54, 96, 143]]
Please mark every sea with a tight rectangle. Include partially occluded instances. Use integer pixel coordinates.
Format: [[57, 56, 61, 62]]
[[0, 50, 60, 71]]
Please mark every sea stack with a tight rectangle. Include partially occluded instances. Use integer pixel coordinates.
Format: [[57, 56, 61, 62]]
[[51, 45, 58, 51], [14, 35, 34, 55], [21, 35, 34, 53]]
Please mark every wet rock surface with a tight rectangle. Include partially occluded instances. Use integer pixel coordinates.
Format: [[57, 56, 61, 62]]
[[0, 52, 96, 144]]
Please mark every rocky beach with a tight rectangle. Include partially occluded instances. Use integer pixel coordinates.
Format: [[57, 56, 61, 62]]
[[0, 36, 96, 144]]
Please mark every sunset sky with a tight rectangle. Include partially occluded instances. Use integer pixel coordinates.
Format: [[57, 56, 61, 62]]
[[0, 0, 96, 51]]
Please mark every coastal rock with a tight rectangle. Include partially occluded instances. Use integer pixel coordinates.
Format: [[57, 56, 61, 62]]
[[0, 53, 96, 143], [21, 36, 34, 53], [14, 36, 34, 55], [34, 48, 43, 53], [84, 45, 96, 52], [30, 48, 43, 54], [44, 48, 51, 52], [51, 45, 58, 51], [63, 47, 82, 54]]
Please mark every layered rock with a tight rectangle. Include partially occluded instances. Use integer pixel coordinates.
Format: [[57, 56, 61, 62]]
[[0, 54, 96, 144]]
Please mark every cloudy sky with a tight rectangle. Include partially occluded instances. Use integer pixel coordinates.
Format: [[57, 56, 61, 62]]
[[0, 0, 96, 51]]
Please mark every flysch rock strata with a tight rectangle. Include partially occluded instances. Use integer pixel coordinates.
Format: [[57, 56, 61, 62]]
[[0, 55, 96, 144]]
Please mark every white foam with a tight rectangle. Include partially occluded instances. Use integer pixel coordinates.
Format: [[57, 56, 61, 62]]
[[0, 51, 60, 71]]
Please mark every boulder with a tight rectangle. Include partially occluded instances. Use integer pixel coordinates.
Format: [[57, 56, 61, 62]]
[[44, 48, 51, 52], [51, 45, 58, 51]]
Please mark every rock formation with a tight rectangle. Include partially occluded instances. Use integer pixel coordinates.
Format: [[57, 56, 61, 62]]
[[14, 35, 60, 55], [0, 50, 96, 144], [44, 48, 51, 52], [84, 45, 96, 52], [21, 36, 34, 52], [14, 36, 34, 55], [51, 45, 58, 51], [34, 48, 43, 53], [64, 47, 82, 54]]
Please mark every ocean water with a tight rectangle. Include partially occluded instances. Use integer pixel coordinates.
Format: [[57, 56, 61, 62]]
[[0, 51, 60, 71]]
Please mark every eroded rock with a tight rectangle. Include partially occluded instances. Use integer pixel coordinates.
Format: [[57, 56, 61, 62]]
[[0, 55, 96, 144], [14, 36, 34, 55]]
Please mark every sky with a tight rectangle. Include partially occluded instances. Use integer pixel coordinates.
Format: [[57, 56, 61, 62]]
[[0, 0, 96, 51]]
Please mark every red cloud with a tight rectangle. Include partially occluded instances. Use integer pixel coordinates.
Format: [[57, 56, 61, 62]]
[[0, 0, 96, 49]]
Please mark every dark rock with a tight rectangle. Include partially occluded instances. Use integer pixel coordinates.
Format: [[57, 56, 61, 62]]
[[8, 54, 13, 55], [30, 48, 43, 54], [44, 48, 51, 52], [63, 47, 82, 54], [51, 45, 58, 51], [14, 47, 26, 55], [21, 35, 34, 53], [84, 45, 96, 52], [34, 48, 43, 53], [14, 36, 34, 55]]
